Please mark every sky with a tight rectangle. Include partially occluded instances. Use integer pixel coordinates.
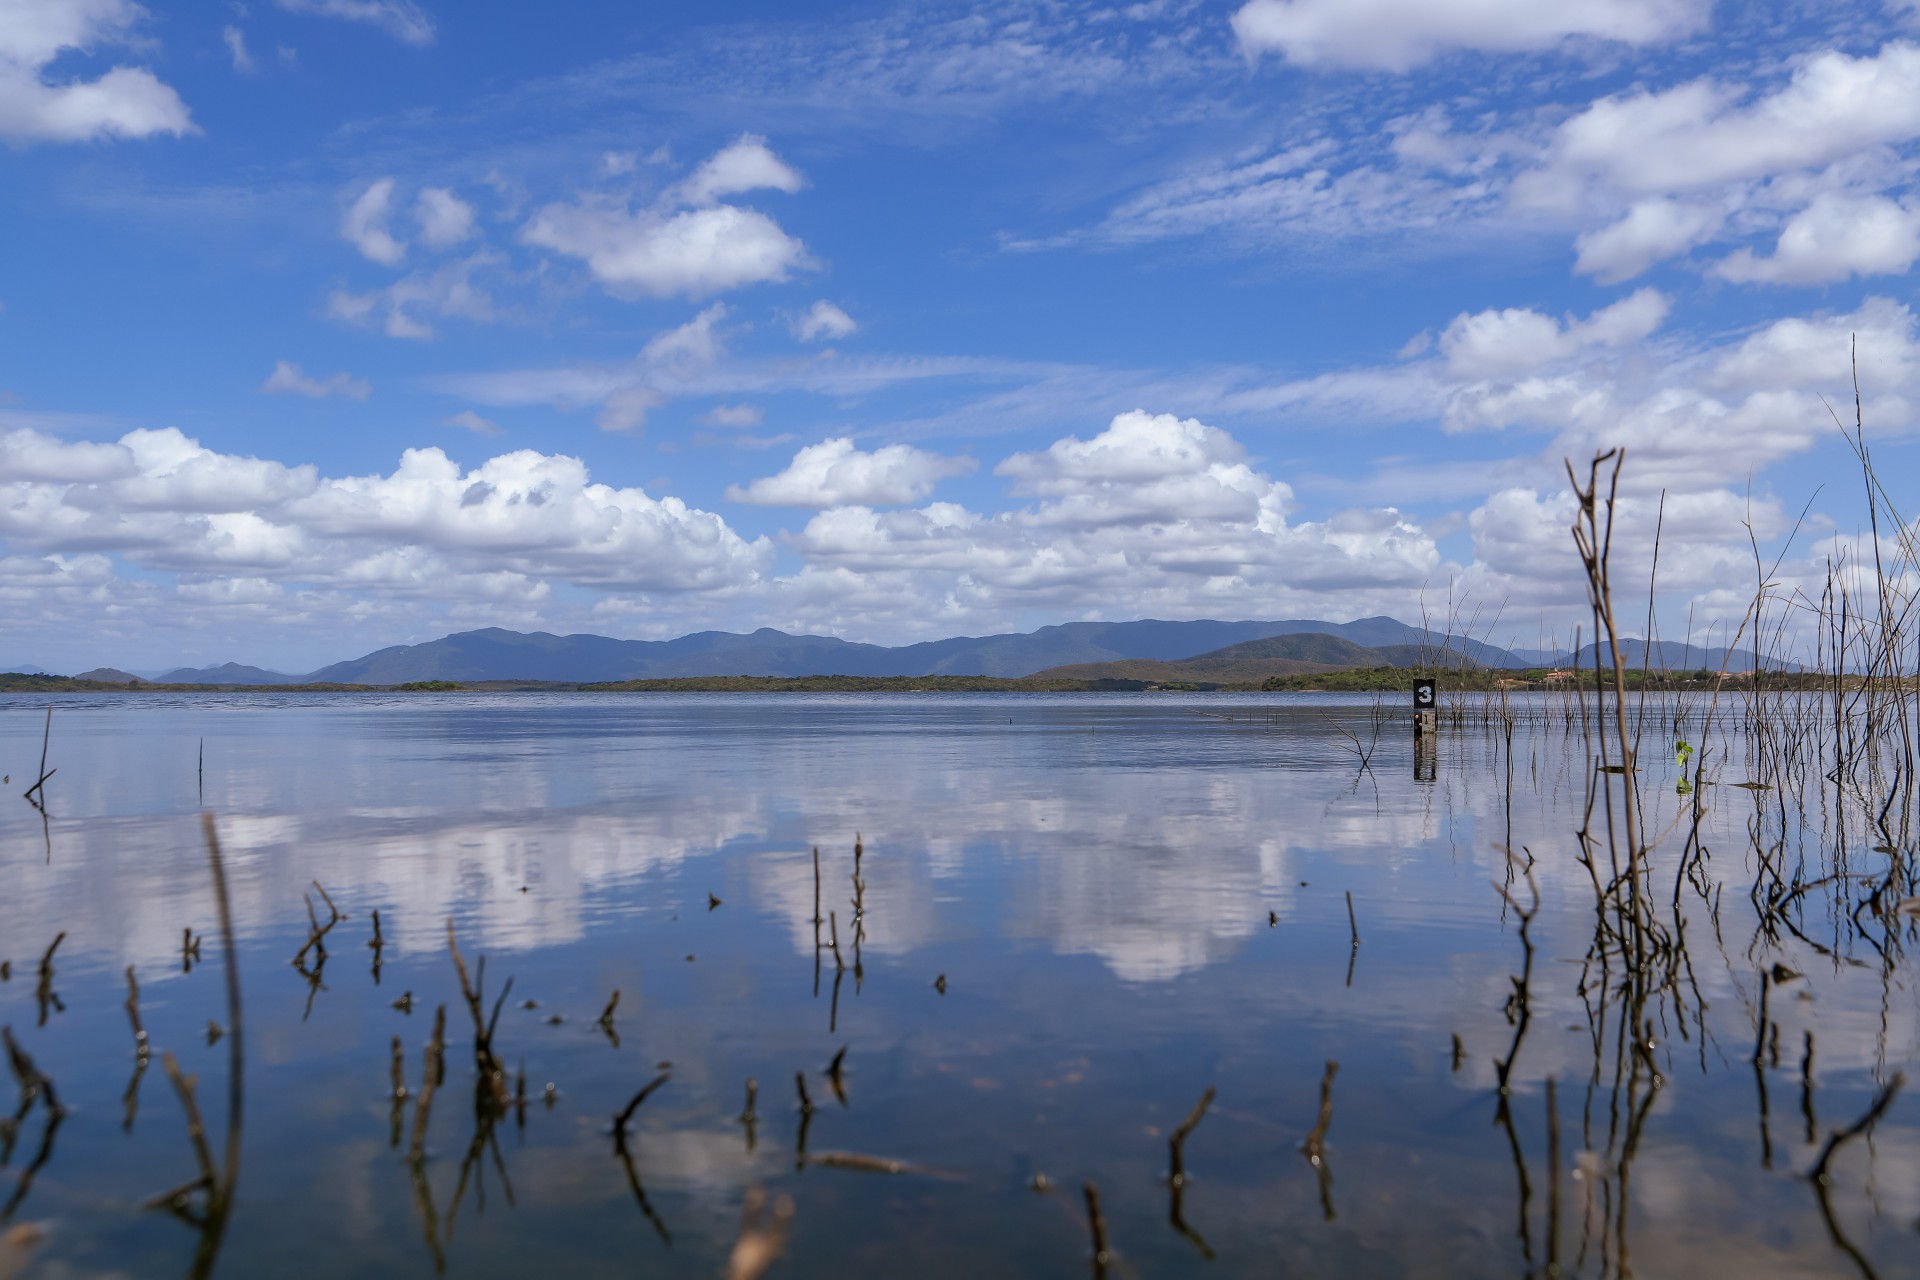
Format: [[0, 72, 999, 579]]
[[3, 0, 1919, 673]]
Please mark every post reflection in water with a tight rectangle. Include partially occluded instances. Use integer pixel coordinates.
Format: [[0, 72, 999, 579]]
[[0, 689, 1918, 1277]]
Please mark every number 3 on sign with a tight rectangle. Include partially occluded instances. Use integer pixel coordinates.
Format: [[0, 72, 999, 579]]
[[1413, 680, 1436, 709]]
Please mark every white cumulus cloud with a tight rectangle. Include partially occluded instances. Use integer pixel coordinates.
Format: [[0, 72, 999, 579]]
[[727, 438, 975, 507], [1713, 193, 1920, 285], [0, 0, 195, 144], [1574, 198, 1727, 282], [0, 426, 770, 595], [1440, 289, 1669, 380], [1518, 42, 1920, 210], [793, 300, 857, 342], [676, 134, 805, 205], [790, 411, 1442, 621], [414, 187, 475, 249], [342, 178, 406, 265], [522, 137, 811, 299], [1229, 0, 1705, 70]]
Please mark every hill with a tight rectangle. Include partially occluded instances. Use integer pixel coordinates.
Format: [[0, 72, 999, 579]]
[[303, 616, 1521, 684], [158, 662, 302, 685], [1032, 632, 1402, 686]]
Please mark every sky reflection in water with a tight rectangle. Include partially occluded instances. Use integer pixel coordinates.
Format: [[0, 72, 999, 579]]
[[0, 692, 1915, 1278]]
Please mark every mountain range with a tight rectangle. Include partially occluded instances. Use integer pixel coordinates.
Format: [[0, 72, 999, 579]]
[[112, 616, 1790, 685]]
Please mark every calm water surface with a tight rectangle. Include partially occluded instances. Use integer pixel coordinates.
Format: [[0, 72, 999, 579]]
[[0, 692, 1915, 1278]]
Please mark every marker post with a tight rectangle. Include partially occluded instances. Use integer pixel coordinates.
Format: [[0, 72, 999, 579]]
[[1412, 678, 1437, 781], [1412, 678, 1437, 736]]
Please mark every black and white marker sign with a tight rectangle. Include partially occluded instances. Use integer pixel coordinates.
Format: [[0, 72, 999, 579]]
[[1413, 679, 1436, 709]]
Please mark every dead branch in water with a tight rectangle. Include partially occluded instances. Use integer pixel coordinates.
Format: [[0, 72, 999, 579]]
[[409, 1005, 448, 1163], [1168, 1085, 1215, 1188], [1301, 1059, 1340, 1221], [123, 965, 149, 1061], [1167, 1085, 1217, 1259], [1303, 1060, 1338, 1161], [292, 881, 340, 967], [825, 1045, 848, 1107], [1084, 1181, 1112, 1277], [445, 920, 512, 1108], [2, 1027, 61, 1122], [1811, 1072, 1905, 1186], [157, 1053, 218, 1197], [20, 709, 52, 806], [33, 935, 62, 1028], [725, 1187, 793, 1280], [612, 1072, 671, 1152], [0, 1223, 46, 1280]]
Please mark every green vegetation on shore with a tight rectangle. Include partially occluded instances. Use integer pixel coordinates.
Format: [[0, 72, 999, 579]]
[[580, 674, 1148, 692], [0, 667, 1880, 696]]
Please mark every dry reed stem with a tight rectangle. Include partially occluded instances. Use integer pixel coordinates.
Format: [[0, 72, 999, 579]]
[[200, 812, 243, 1199], [1546, 1076, 1561, 1269], [20, 708, 51, 804]]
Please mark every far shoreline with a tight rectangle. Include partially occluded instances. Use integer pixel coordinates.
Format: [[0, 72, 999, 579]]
[[0, 669, 1828, 696]]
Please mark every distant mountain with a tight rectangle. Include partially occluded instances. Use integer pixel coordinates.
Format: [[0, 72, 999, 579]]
[[1547, 640, 1796, 672], [1031, 633, 1488, 686], [303, 617, 1526, 684], [1034, 634, 1392, 685], [74, 667, 144, 684], [158, 663, 302, 685]]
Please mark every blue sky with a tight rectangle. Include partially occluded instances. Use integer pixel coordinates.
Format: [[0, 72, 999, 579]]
[[4, 0, 1919, 672]]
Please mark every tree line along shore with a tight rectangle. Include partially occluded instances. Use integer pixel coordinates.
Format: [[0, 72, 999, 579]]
[[0, 668, 1867, 695]]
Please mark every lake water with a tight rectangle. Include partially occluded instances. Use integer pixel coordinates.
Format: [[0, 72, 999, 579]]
[[0, 691, 1915, 1278]]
